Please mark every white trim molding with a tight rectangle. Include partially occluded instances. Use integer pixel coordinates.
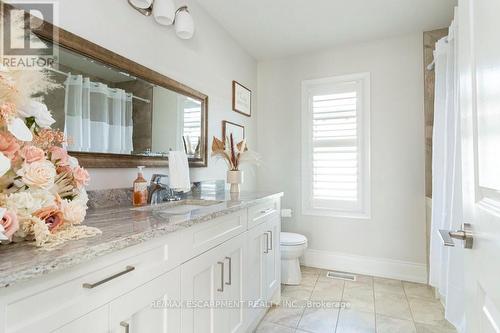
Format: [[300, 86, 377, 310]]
[[301, 249, 427, 283]]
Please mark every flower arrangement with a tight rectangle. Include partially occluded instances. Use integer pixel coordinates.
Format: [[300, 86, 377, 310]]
[[211, 134, 260, 171], [0, 65, 99, 247], [212, 134, 260, 193]]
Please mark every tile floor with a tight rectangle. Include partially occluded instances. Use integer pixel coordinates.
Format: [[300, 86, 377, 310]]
[[255, 266, 457, 333]]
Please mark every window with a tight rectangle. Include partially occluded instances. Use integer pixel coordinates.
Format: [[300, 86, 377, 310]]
[[301, 73, 370, 218]]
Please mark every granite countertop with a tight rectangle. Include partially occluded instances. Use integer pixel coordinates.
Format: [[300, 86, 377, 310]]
[[0, 191, 283, 289]]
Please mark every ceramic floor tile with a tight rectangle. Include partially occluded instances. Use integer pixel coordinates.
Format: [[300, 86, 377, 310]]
[[270, 267, 454, 333], [282, 285, 314, 301], [263, 304, 305, 328], [374, 292, 413, 320], [336, 309, 376, 333], [255, 321, 296, 333], [314, 278, 345, 290], [374, 277, 405, 296], [300, 273, 320, 288], [297, 307, 339, 333], [342, 287, 375, 313], [376, 314, 416, 333], [311, 280, 344, 301], [408, 298, 447, 326], [403, 282, 436, 300], [345, 274, 374, 285], [414, 322, 457, 333]]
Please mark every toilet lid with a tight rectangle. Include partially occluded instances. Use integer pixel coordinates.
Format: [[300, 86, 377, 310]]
[[280, 232, 307, 246]]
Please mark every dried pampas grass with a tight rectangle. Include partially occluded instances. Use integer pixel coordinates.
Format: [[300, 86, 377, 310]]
[[211, 134, 260, 171]]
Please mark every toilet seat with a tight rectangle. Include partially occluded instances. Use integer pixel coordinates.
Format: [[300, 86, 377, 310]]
[[280, 232, 307, 246]]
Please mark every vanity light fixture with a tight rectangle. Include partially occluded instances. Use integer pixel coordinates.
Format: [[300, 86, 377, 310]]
[[174, 6, 194, 39], [127, 0, 195, 39]]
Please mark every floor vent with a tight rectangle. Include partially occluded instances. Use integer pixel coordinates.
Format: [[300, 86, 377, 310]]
[[326, 271, 357, 281]]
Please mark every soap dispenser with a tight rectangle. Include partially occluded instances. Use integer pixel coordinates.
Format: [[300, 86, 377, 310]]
[[133, 166, 148, 206]]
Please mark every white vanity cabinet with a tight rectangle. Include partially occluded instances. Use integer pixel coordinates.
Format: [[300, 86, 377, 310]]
[[0, 197, 282, 333], [180, 233, 246, 333], [263, 216, 280, 300], [52, 306, 109, 333], [245, 221, 270, 326], [109, 267, 181, 333]]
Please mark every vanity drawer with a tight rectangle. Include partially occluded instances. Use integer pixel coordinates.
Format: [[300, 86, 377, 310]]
[[4, 243, 175, 333], [248, 199, 280, 229], [177, 210, 247, 261]]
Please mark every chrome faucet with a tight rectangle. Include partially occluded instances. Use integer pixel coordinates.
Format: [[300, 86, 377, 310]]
[[148, 174, 181, 204]]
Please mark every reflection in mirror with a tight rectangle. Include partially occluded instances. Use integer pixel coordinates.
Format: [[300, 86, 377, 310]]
[[40, 43, 203, 159]]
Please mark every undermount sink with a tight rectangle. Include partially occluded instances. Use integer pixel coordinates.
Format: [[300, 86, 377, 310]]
[[131, 199, 222, 215]]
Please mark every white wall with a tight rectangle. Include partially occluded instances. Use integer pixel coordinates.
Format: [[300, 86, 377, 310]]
[[257, 34, 427, 282], [53, 0, 258, 190]]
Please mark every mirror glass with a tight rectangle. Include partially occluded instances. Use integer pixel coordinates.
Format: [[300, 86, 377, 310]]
[[40, 44, 203, 159]]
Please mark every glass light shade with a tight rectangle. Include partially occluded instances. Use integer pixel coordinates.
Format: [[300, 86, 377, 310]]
[[129, 0, 153, 9], [175, 9, 194, 40], [153, 0, 175, 26]]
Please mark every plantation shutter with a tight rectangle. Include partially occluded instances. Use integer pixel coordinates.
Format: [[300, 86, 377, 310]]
[[302, 74, 370, 217]]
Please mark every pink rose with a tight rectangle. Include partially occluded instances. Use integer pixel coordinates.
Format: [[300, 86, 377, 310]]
[[1, 210, 19, 240], [34, 206, 64, 233], [20, 145, 45, 163], [73, 166, 90, 188], [50, 146, 69, 166], [0, 132, 20, 158]]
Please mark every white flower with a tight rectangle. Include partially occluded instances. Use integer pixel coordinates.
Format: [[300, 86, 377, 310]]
[[8, 118, 33, 141], [17, 101, 55, 128], [74, 188, 89, 205], [30, 189, 56, 207], [68, 156, 79, 168], [17, 160, 56, 190], [61, 199, 86, 225], [6, 192, 43, 216], [0, 152, 10, 177]]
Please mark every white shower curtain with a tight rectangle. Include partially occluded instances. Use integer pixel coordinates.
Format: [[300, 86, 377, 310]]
[[64, 75, 133, 154], [429, 12, 465, 333]]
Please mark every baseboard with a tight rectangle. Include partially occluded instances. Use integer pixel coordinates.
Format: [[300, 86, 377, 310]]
[[301, 249, 428, 283]]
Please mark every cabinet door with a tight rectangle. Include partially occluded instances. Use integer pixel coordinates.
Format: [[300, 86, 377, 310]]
[[180, 241, 227, 333], [224, 237, 245, 333], [109, 267, 181, 333], [244, 223, 268, 325], [264, 216, 280, 300], [180, 233, 246, 333], [52, 306, 109, 333]]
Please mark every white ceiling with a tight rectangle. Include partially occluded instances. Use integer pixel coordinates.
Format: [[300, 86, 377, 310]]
[[195, 0, 457, 60]]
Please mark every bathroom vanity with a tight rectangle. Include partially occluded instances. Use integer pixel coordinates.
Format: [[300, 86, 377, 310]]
[[0, 192, 282, 333]]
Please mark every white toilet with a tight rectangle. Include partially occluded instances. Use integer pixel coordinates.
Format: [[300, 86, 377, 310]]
[[280, 232, 308, 285]]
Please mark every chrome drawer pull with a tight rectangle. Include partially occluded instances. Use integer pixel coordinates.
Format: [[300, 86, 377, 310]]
[[120, 321, 130, 333], [225, 256, 232, 286], [217, 261, 224, 292], [82, 266, 135, 289], [264, 232, 269, 254]]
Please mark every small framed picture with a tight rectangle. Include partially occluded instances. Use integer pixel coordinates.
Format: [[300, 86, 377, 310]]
[[222, 121, 245, 142], [232, 80, 251, 117]]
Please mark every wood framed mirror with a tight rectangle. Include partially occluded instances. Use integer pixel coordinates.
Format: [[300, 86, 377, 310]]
[[21, 8, 208, 168]]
